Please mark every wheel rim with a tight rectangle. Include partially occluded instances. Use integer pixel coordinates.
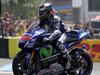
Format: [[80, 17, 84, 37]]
[[78, 53, 93, 75], [18, 61, 34, 74], [17, 54, 35, 75]]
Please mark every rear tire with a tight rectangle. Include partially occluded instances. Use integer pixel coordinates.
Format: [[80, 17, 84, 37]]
[[78, 51, 93, 75], [68, 72, 77, 75], [69, 49, 93, 75]]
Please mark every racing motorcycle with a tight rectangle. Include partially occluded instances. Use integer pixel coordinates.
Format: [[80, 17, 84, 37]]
[[12, 24, 93, 75]]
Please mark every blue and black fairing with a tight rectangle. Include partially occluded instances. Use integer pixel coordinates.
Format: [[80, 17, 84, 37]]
[[66, 30, 90, 39], [18, 25, 46, 49], [18, 33, 32, 49], [65, 30, 90, 48], [24, 28, 46, 48]]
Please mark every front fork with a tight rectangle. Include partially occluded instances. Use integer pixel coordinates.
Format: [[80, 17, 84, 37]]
[[25, 51, 34, 65]]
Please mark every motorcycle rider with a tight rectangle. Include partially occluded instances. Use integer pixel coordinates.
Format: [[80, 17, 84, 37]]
[[38, 3, 71, 69]]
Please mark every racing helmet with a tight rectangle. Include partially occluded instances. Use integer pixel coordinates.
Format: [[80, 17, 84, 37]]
[[39, 3, 54, 20]]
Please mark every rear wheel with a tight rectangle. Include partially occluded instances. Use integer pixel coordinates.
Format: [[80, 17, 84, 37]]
[[69, 49, 93, 75], [78, 52, 93, 75]]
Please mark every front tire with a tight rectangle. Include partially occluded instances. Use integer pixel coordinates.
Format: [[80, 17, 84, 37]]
[[12, 50, 40, 75]]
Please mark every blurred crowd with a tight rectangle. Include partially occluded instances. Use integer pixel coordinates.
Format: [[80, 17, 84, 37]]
[[0, 12, 93, 37], [0, 12, 38, 37]]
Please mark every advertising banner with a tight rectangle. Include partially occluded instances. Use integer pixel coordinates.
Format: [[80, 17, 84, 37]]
[[77, 39, 100, 61]]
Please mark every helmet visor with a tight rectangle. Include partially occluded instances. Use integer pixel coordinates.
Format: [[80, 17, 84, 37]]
[[39, 10, 47, 17]]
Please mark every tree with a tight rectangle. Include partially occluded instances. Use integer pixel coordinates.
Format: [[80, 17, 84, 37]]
[[1, 0, 42, 19]]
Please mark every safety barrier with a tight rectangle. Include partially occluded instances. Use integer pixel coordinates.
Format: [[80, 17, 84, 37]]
[[0, 38, 9, 58], [0, 37, 20, 58], [0, 38, 100, 61], [8, 37, 20, 59]]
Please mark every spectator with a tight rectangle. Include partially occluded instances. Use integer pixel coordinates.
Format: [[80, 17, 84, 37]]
[[7, 22, 16, 36], [1, 12, 12, 36], [74, 24, 81, 30], [27, 16, 38, 26], [0, 12, 39, 36]]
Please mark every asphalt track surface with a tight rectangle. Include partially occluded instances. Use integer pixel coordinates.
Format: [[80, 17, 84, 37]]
[[0, 58, 100, 75]]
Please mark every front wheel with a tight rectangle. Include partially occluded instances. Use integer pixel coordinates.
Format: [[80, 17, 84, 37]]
[[12, 50, 41, 75]]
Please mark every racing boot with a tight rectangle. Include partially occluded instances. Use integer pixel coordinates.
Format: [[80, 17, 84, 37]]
[[62, 49, 71, 70], [57, 42, 71, 70]]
